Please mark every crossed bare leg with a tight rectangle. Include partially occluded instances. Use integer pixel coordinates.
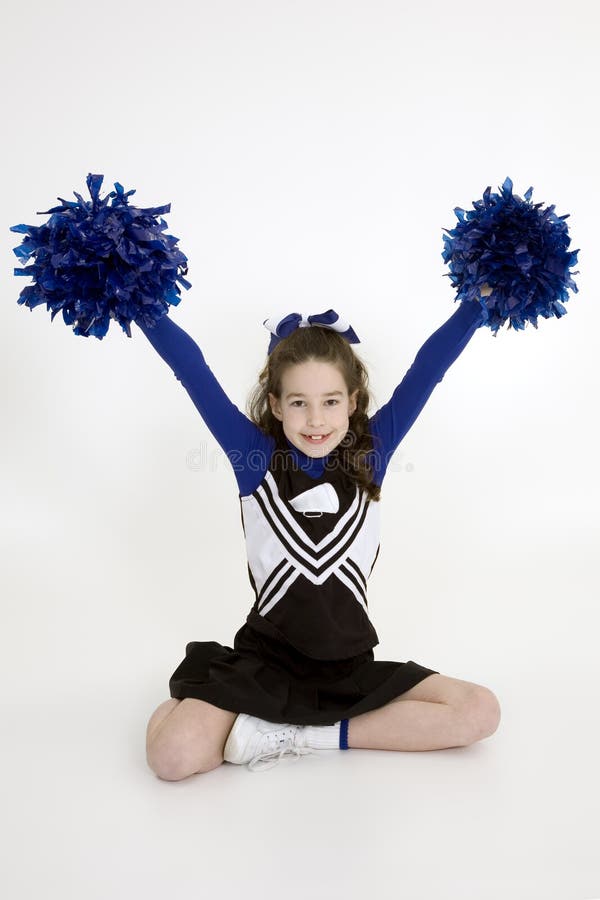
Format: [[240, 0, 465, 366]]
[[145, 673, 501, 781]]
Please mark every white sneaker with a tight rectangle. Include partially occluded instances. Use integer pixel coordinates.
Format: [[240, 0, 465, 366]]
[[223, 713, 315, 772]]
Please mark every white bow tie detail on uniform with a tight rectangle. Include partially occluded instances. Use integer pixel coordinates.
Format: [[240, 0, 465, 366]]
[[289, 484, 340, 518]]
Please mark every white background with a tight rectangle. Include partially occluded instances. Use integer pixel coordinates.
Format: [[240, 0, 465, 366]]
[[1, 1, 599, 898]]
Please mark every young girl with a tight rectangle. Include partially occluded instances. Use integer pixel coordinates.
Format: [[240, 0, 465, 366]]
[[140, 302, 501, 776]]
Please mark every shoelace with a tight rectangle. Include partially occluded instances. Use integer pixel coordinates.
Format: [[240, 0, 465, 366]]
[[248, 743, 315, 772]]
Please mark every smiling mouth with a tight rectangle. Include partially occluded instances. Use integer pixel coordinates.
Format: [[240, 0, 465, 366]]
[[302, 433, 331, 443]]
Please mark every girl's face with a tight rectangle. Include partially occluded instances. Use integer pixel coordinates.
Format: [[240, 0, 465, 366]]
[[269, 360, 358, 457]]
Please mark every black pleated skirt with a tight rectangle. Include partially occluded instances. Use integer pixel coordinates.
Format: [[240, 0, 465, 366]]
[[168, 621, 439, 725]]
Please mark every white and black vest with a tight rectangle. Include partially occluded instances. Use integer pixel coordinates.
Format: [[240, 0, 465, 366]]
[[240, 450, 381, 660]]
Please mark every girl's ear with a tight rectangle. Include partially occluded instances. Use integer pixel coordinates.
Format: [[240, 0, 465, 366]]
[[269, 392, 283, 421], [348, 389, 359, 416]]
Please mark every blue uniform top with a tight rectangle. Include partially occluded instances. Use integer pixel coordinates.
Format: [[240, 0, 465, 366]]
[[136, 301, 485, 659]]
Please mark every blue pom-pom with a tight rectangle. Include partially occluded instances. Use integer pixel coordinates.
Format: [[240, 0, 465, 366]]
[[441, 177, 579, 334], [10, 173, 191, 339]]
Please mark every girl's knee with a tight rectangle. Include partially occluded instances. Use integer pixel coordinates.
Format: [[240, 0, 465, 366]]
[[149, 755, 223, 781], [146, 698, 180, 745], [462, 686, 501, 743], [147, 735, 223, 781], [146, 699, 227, 780]]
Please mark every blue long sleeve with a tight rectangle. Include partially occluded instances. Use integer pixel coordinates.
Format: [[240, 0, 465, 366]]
[[135, 316, 274, 495], [369, 300, 485, 484]]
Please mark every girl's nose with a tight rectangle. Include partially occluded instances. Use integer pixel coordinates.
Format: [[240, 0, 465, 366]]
[[307, 408, 325, 426]]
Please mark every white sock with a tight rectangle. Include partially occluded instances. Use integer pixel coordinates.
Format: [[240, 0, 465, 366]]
[[303, 722, 342, 750]]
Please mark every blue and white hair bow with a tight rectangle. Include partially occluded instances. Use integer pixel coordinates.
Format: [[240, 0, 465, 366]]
[[263, 309, 360, 354]]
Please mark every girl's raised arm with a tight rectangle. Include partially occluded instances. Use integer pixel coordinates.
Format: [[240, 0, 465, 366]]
[[136, 314, 271, 473], [368, 301, 485, 483]]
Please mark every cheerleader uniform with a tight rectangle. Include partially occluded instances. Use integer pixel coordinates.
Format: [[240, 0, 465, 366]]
[[136, 301, 484, 725]]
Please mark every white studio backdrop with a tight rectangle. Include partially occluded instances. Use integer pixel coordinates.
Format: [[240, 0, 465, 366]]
[[1, 0, 598, 778]]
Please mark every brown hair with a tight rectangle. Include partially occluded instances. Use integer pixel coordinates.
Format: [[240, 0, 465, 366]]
[[246, 326, 381, 502]]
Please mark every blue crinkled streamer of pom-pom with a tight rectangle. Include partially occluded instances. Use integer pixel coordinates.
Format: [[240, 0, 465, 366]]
[[10, 173, 191, 339], [441, 176, 579, 334]]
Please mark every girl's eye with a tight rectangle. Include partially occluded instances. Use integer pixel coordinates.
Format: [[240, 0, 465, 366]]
[[290, 399, 339, 407]]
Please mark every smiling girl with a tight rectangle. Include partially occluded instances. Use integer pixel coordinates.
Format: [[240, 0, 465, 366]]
[[140, 304, 501, 776]]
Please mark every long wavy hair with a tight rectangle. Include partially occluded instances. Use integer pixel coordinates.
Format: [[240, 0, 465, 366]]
[[246, 326, 381, 502]]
